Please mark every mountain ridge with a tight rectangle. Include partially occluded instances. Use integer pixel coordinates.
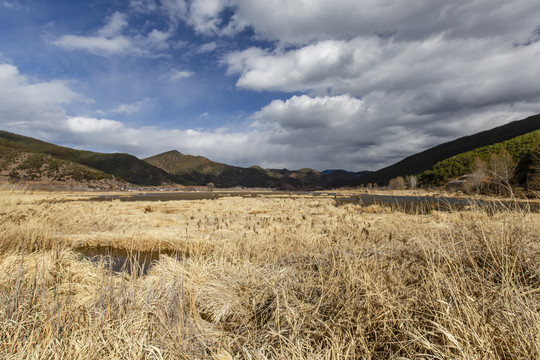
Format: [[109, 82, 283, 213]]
[[144, 150, 366, 189]]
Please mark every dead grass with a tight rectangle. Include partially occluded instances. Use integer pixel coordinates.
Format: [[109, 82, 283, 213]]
[[0, 186, 539, 359]]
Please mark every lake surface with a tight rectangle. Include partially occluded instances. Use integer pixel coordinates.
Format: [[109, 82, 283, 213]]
[[337, 194, 540, 213], [92, 191, 539, 213]]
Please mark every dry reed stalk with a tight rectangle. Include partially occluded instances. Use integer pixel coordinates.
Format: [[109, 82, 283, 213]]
[[0, 187, 539, 359]]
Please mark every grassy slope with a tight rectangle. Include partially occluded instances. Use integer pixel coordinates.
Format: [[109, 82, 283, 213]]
[[145, 150, 227, 176], [0, 134, 110, 181], [0, 130, 178, 185], [360, 114, 540, 185], [0, 151, 111, 181]]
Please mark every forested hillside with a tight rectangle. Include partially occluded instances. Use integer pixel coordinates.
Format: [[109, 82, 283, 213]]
[[419, 130, 540, 185], [359, 114, 540, 185]]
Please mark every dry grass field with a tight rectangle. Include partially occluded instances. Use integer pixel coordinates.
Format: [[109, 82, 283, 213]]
[[0, 185, 539, 359]]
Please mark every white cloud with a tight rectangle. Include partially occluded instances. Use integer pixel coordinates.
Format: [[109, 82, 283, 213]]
[[156, 0, 239, 36], [187, 0, 233, 35], [0, 62, 269, 168], [143, 29, 172, 50], [0, 63, 78, 136], [67, 116, 124, 133], [225, 38, 383, 92], [130, 0, 158, 13], [197, 41, 218, 53], [52, 11, 171, 56], [249, 93, 535, 170], [202, 0, 539, 44], [226, 36, 540, 105], [252, 95, 366, 130], [52, 35, 132, 55], [160, 69, 195, 81], [97, 12, 129, 37], [52, 12, 132, 55]]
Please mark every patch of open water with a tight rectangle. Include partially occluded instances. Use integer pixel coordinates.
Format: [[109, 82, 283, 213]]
[[77, 246, 180, 276]]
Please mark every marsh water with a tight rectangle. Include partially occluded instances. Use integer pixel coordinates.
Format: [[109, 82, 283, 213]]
[[78, 246, 180, 276], [93, 191, 539, 213], [94, 190, 307, 202]]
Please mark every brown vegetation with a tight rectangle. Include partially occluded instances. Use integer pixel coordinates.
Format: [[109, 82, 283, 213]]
[[1, 186, 539, 359]]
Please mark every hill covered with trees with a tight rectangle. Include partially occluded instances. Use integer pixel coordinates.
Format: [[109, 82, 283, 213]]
[[419, 130, 540, 186], [359, 114, 540, 186]]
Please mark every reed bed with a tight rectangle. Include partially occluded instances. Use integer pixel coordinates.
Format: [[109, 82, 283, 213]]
[[0, 187, 539, 359]]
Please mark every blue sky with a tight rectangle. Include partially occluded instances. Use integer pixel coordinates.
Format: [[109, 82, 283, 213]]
[[1, 0, 540, 171]]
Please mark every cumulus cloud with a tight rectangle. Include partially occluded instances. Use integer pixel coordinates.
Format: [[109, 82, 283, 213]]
[[0, 63, 78, 136], [225, 38, 382, 92], [217, 0, 540, 169], [253, 94, 535, 169], [252, 95, 366, 130], [67, 116, 124, 133], [149, 0, 539, 45], [225, 36, 540, 106]]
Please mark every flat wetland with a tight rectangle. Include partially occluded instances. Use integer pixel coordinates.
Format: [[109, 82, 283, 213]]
[[1, 186, 539, 359]]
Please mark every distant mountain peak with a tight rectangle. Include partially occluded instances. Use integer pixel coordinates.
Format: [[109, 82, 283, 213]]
[[162, 149, 183, 155]]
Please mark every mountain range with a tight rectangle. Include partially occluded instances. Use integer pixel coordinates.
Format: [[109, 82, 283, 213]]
[[144, 150, 368, 189], [1, 113, 539, 189], [0, 131, 367, 189]]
